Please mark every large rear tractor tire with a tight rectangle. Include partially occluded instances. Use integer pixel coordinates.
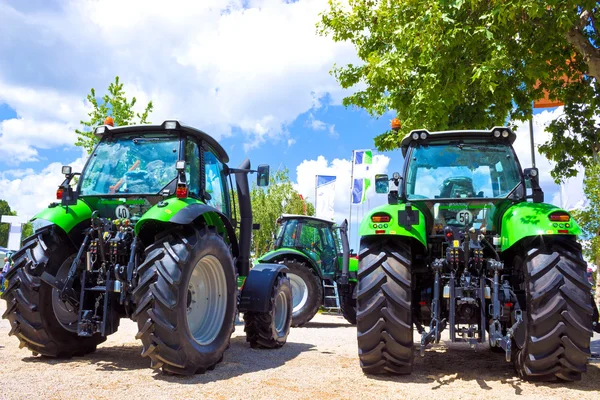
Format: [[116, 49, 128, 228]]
[[357, 238, 413, 375], [280, 260, 322, 327], [2, 230, 105, 357], [133, 226, 237, 375], [244, 274, 292, 348], [340, 282, 357, 325], [514, 238, 593, 381]]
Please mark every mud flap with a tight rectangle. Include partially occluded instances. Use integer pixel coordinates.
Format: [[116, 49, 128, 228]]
[[238, 263, 289, 313]]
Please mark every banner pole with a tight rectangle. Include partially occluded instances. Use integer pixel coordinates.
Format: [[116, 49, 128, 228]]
[[349, 150, 355, 240], [314, 175, 318, 217]]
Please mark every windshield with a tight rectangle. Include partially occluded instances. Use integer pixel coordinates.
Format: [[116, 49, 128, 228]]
[[406, 141, 522, 200], [79, 135, 180, 195]]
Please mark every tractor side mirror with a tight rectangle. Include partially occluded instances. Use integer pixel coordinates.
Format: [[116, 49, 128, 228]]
[[257, 164, 270, 186], [61, 165, 72, 176], [524, 167, 544, 203], [375, 174, 389, 193]]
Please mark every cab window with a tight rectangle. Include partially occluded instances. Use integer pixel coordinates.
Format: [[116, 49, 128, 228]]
[[204, 149, 229, 215], [185, 139, 201, 197]]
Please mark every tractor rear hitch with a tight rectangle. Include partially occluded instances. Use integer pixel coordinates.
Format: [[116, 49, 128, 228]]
[[487, 258, 522, 362], [420, 259, 445, 356]]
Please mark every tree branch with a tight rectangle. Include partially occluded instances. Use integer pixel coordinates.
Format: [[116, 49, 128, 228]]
[[565, 10, 600, 80]]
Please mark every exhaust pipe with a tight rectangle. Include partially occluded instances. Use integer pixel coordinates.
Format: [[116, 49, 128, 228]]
[[338, 219, 350, 286], [234, 159, 252, 277]]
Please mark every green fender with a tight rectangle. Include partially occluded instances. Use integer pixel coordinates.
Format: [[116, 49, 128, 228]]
[[134, 197, 224, 235], [257, 248, 322, 278], [500, 202, 581, 252], [134, 197, 236, 256], [31, 200, 92, 233], [358, 203, 427, 248]]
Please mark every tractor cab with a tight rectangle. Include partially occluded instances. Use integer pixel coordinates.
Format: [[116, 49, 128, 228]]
[[273, 215, 341, 276], [259, 214, 357, 326]]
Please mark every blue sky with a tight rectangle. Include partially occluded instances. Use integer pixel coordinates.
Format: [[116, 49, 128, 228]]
[[0, 0, 585, 248]]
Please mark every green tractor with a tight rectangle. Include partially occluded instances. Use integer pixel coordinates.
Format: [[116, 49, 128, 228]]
[[1, 120, 293, 375], [356, 127, 600, 381], [257, 215, 358, 327]]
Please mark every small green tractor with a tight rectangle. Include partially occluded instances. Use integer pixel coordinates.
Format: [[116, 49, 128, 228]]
[[257, 215, 357, 326], [1, 120, 293, 375], [356, 126, 600, 381]]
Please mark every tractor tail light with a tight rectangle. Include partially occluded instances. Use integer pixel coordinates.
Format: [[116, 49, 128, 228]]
[[176, 184, 188, 199], [549, 212, 570, 222], [371, 213, 391, 223], [56, 187, 64, 200]]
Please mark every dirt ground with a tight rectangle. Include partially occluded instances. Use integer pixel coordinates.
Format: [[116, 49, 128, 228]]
[[0, 302, 598, 400]]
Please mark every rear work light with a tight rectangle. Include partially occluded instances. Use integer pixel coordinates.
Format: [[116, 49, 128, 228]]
[[371, 213, 391, 223], [549, 212, 570, 222]]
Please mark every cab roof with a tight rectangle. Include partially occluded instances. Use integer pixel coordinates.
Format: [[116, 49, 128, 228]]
[[95, 120, 229, 163], [400, 127, 516, 157], [278, 214, 336, 225]]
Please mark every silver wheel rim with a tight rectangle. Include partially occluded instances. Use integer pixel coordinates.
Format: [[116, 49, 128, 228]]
[[52, 256, 79, 333], [186, 255, 228, 345], [274, 289, 288, 334], [288, 273, 308, 313]]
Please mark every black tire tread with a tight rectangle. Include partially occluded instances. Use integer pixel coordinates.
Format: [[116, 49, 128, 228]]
[[244, 275, 292, 349], [1, 230, 104, 357], [357, 238, 413, 375], [339, 283, 357, 325], [278, 259, 322, 327], [515, 238, 593, 382], [133, 226, 235, 375]]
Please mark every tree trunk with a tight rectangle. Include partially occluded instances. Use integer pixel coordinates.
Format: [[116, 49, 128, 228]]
[[565, 10, 600, 82], [596, 253, 600, 309]]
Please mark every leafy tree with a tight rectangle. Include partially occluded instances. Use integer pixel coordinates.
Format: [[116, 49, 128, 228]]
[[75, 76, 154, 153], [250, 168, 315, 258], [318, 0, 600, 164], [571, 161, 600, 305], [0, 200, 33, 248]]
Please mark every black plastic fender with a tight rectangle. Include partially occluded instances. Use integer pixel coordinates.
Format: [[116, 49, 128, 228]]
[[166, 203, 240, 259], [238, 263, 289, 313]]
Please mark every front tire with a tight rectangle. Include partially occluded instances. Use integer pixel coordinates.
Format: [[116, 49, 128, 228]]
[[244, 274, 292, 348], [280, 260, 322, 327], [2, 231, 105, 357], [340, 282, 357, 325], [133, 226, 237, 375], [513, 238, 593, 381], [357, 238, 413, 375]]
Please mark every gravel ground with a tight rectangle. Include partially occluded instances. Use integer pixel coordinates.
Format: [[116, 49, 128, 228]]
[[0, 302, 598, 400]]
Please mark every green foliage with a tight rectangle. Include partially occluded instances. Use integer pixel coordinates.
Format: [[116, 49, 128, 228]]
[[318, 0, 600, 162], [75, 76, 154, 154], [540, 79, 600, 182], [571, 161, 600, 266], [0, 200, 33, 248], [250, 168, 315, 257]]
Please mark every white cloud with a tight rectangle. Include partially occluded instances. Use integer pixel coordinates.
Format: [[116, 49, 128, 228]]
[[510, 107, 585, 210], [306, 113, 338, 138], [0, 152, 88, 218], [294, 154, 390, 223], [0, 0, 358, 159]]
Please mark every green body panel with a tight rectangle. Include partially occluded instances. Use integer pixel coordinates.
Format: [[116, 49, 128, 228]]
[[500, 202, 581, 251], [258, 248, 319, 269], [32, 200, 93, 233], [358, 203, 427, 248], [349, 257, 358, 273], [134, 197, 223, 235]]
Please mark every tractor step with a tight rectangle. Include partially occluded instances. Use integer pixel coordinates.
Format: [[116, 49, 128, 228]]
[[322, 280, 341, 311]]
